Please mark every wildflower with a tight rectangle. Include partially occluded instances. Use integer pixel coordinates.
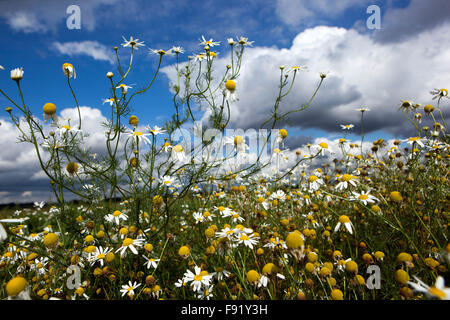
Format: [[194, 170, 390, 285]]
[[43, 232, 59, 248], [237, 36, 254, 46], [193, 211, 205, 224], [126, 129, 152, 145], [430, 88, 449, 100], [335, 174, 358, 190], [102, 98, 115, 106], [234, 232, 259, 249], [404, 136, 425, 148], [62, 63, 76, 79], [246, 270, 260, 284], [43, 103, 58, 123], [10, 67, 24, 81], [183, 266, 213, 292], [224, 79, 238, 102], [5, 277, 30, 300], [106, 210, 128, 225], [334, 215, 354, 234], [389, 191, 403, 203], [150, 48, 173, 56], [160, 175, 175, 186], [317, 142, 331, 156], [408, 276, 450, 300], [116, 84, 132, 94], [307, 175, 324, 191], [357, 107, 370, 113], [143, 256, 160, 270], [340, 124, 354, 130], [286, 232, 304, 249], [197, 285, 214, 300], [172, 144, 187, 162], [120, 281, 141, 298], [66, 162, 79, 176], [121, 36, 145, 49], [212, 267, 231, 281], [349, 190, 378, 205], [200, 36, 220, 47], [115, 237, 145, 257], [148, 125, 166, 135], [171, 46, 184, 54], [88, 246, 112, 267]]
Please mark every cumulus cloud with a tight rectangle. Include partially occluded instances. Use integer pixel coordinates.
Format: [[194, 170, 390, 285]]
[[53, 41, 114, 64], [0, 106, 110, 204], [163, 24, 450, 137], [0, 0, 120, 33], [374, 0, 450, 43]]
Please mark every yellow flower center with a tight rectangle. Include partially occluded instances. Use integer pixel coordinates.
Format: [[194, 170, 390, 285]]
[[339, 215, 350, 223], [123, 238, 133, 247], [428, 287, 446, 298], [359, 194, 369, 200]]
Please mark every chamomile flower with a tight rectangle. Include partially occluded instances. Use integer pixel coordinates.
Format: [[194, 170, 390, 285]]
[[105, 210, 129, 225], [340, 124, 354, 130], [212, 268, 231, 281], [317, 142, 332, 156], [404, 136, 425, 148], [430, 88, 449, 100], [224, 79, 239, 102], [335, 174, 358, 190], [87, 246, 112, 267], [193, 212, 205, 224], [171, 46, 184, 54], [349, 190, 378, 205], [237, 36, 254, 46], [115, 237, 145, 257], [62, 63, 76, 79], [10, 67, 24, 81], [334, 215, 354, 234], [126, 129, 152, 145], [307, 175, 324, 191], [102, 98, 115, 106], [160, 175, 175, 186], [408, 276, 450, 300], [116, 84, 132, 94], [200, 36, 220, 47], [121, 36, 145, 49], [171, 144, 187, 162], [197, 285, 214, 300], [183, 266, 213, 292], [234, 232, 259, 249], [150, 48, 173, 56], [143, 256, 160, 270], [120, 281, 141, 298], [148, 125, 166, 135]]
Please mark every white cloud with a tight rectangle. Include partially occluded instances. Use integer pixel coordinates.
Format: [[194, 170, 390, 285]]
[[162, 24, 450, 136], [53, 41, 114, 64], [0, 106, 111, 203]]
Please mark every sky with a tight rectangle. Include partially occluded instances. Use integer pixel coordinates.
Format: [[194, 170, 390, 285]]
[[0, 0, 449, 203]]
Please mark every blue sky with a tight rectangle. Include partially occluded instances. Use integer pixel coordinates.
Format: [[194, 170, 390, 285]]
[[0, 0, 449, 203], [0, 0, 405, 136]]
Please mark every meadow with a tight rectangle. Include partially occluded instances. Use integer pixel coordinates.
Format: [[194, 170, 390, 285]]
[[0, 35, 449, 300]]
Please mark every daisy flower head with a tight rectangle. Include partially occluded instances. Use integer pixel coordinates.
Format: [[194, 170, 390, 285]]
[[404, 136, 425, 148], [115, 237, 145, 257], [150, 48, 173, 56], [430, 88, 449, 100], [160, 175, 175, 187], [236, 36, 254, 46], [234, 232, 259, 249], [200, 36, 220, 47], [126, 129, 152, 145], [102, 98, 115, 106], [143, 256, 160, 270], [43, 103, 58, 123], [171, 144, 187, 162], [105, 210, 129, 225], [87, 246, 112, 267], [193, 211, 205, 224], [120, 281, 141, 298], [408, 276, 450, 300], [287, 65, 307, 73], [224, 79, 239, 102], [183, 266, 213, 292], [62, 63, 76, 79], [334, 215, 354, 234], [340, 124, 354, 130], [317, 142, 331, 156], [148, 125, 166, 135], [349, 190, 378, 205], [10, 67, 24, 81], [357, 107, 370, 113], [121, 36, 145, 50], [116, 84, 132, 94], [307, 174, 324, 191], [335, 174, 358, 191], [171, 46, 184, 54]]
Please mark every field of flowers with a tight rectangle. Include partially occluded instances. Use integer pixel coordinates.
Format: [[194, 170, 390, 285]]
[[0, 35, 449, 300]]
